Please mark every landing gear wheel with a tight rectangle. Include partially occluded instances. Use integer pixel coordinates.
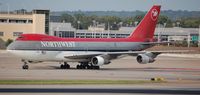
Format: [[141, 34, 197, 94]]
[[85, 64, 90, 69], [22, 64, 29, 69], [60, 62, 70, 69], [81, 65, 86, 69], [76, 65, 81, 69], [64, 64, 70, 69], [22, 61, 29, 70], [93, 66, 100, 70], [76, 64, 80, 69], [76, 63, 100, 70], [60, 64, 64, 69], [76, 64, 85, 69]]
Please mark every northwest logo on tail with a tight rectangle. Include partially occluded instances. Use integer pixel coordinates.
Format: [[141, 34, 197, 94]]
[[151, 9, 158, 21]]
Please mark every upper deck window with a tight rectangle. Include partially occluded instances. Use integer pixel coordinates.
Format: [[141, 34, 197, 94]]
[[13, 32, 23, 37]]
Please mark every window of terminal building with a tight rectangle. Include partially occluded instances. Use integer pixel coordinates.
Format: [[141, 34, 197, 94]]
[[9, 19, 17, 23], [28, 20, 33, 23], [8, 19, 32, 24], [60, 31, 74, 38], [16, 20, 27, 23], [0, 32, 4, 36], [13, 32, 23, 37], [86, 33, 92, 35]]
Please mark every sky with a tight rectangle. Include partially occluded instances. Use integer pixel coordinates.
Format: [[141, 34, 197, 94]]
[[0, 0, 200, 12]]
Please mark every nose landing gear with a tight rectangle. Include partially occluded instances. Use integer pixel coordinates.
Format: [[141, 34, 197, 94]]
[[22, 61, 29, 69]]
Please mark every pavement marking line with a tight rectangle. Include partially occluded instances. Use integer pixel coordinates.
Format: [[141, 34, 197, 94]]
[[0, 80, 165, 85]]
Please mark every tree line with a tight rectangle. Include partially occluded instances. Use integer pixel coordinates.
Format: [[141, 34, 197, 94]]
[[57, 13, 200, 30]]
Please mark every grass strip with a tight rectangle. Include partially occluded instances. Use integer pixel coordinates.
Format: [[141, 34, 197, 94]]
[[0, 80, 165, 85]]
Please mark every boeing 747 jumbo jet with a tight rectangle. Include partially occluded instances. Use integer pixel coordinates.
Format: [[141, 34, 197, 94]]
[[8, 5, 166, 70]]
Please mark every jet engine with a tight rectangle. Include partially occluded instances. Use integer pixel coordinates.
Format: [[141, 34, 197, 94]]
[[136, 53, 156, 64], [91, 55, 110, 66]]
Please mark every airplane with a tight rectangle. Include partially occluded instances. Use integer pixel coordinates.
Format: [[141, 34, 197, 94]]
[[7, 5, 165, 70]]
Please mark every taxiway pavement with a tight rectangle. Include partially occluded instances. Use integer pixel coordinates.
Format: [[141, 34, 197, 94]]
[[0, 50, 200, 94]]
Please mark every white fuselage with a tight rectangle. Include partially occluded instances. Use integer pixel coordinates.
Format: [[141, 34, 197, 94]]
[[7, 50, 104, 62]]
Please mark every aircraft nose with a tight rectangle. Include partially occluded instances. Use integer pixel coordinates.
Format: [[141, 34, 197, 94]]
[[6, 42, 14, 51]]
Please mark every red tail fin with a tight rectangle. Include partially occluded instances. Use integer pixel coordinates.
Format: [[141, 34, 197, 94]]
[[129, 5, 161, 42]]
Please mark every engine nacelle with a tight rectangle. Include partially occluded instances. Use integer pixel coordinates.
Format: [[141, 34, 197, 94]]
[[91, 55, 110, 66], [136, 53, 155, 64]]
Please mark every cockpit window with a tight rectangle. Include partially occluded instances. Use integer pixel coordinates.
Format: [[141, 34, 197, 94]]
[[18, 36, 24, 39]]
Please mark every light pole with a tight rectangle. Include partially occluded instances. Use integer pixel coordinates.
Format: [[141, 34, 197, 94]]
[[176, 22, 180, 28], [0, 3, 2, 12], [56, 26, 60, 37], [92, 20, 96, 38], [157, 24, 161, 43], [77, 21, 80, 38], [77, 21, 80, 29], [92, 20, 96, 27], [188, 32, 190, 48], [168, 36, 170, 47], [108, 22, 110, 38], [164, 23, 167, 28], [119, 22, 123, 27], [134, 21, 138, 27], [6, 3, 10, 14], [130, 22, 132, 27], [198, 25, 200, 47], [163, 23, 167, 46], [94, 21, 98, 38]]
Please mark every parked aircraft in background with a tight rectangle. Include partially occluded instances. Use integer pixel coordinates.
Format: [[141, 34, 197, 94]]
[[7, 5, 165, 70]]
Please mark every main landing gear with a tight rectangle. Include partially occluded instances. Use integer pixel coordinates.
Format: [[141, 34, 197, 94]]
[[22, 61, 29, 70], [21, 61, 99, 70], [60, 62, 100, 70], [60, 62, 70, 69], [76, 62, 100, 70]]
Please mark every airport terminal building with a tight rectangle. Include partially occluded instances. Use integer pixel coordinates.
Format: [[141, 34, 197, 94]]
[[0, 10, 49, 41], [49, 23, 199, 42]]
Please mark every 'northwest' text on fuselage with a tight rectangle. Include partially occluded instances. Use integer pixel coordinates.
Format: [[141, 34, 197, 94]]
[[41, 41, 75, 47]]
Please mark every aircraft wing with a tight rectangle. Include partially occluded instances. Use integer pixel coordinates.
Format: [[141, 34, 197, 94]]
[[63, 51, 144, 59], [63, 50, 189, 59], [64, 53, 101, 59]]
